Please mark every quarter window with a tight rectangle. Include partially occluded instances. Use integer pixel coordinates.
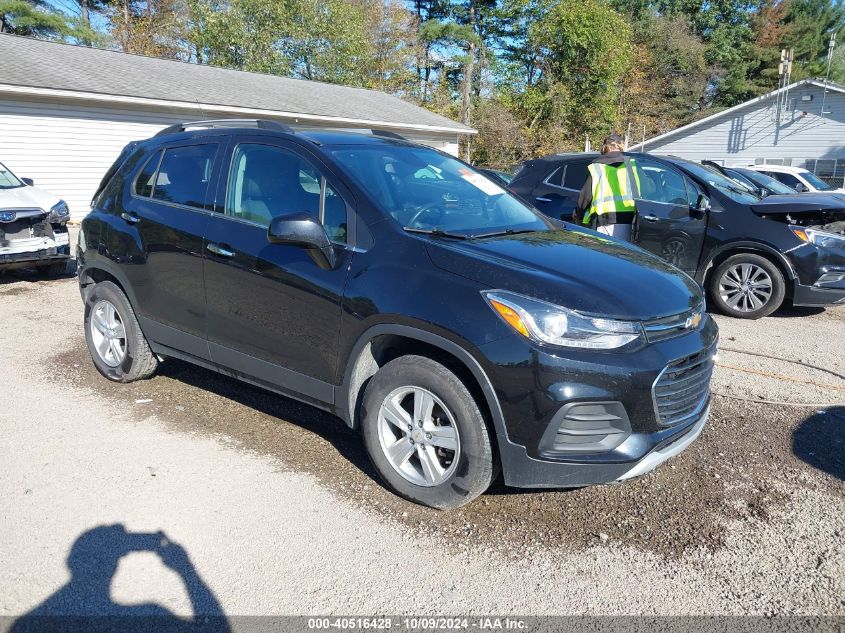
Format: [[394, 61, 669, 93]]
[[150, 144, 218, 209], [134, 150, 162, 198], [226, 143, 348, 244]]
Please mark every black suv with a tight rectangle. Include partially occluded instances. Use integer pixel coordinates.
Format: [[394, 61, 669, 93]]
[[78, 120, 717, 509], [510, 152, 845, 319]]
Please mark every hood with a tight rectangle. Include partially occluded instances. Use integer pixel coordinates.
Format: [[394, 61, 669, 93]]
[[0, 184, 62, 212], [425, 229, 702, 321], [751, 193, 845, 215]]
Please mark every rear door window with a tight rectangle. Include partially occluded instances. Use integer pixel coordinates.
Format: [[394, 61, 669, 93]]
[[151, 144, 218, 209], [562, 162, 589, 190]]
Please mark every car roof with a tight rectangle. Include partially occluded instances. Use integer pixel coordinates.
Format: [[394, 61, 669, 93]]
[[745, 164, 808, 174]]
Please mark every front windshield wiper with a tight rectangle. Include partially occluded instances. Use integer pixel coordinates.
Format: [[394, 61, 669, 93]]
[[469, 228, 540, 239], [403, 227, 470, 239]]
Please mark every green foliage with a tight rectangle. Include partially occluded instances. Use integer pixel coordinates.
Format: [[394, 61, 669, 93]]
[[530, 0, 633, 137], [1, 0, 77, 38]]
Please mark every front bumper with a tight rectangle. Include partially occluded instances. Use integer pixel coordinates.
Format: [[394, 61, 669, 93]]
[[479, 315, 718, 488], [792, 266, 845, 306], [0, 234, 71, 269]]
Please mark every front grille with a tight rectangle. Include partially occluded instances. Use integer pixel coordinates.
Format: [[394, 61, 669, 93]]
[[0, 219, 33, 240], [653, 349, 713, 427]]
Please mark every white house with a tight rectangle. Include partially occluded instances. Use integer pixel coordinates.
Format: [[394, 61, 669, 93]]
[[631, 79, 845, 188], [0, 34, 475, 220]]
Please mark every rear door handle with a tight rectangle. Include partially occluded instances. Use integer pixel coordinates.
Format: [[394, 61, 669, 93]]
[[120, 212, 140, 224], [535, 196, 552, 203], [206, 242, 235, 258], [642, 214, 659, 223]]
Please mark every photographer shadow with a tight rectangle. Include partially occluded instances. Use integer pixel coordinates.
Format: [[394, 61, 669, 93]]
[[10, 524, 230, 633]]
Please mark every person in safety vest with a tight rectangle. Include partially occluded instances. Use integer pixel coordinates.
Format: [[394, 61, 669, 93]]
[[573, 134, 639, 241]]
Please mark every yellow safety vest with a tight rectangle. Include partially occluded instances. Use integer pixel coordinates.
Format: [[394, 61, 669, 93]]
[[583, 160, 639, 227]]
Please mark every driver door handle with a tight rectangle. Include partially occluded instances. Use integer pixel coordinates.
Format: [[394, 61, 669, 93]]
[[120, 211, 140, 224], [207, 242, 235, 258], [642, 214, 659, 223], [535, 196, 552, 203]]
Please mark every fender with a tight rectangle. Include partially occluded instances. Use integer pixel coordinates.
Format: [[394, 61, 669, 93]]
[[337, 323, 512, 452], [696, 240, 797, 284], [78, 252, 140, 310]]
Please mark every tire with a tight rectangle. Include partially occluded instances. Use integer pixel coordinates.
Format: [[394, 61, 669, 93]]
[[38, 261, 67, 278], [360, 355, 495, 509], [709, 253, 786, 319], [84, 281, 158, 382]]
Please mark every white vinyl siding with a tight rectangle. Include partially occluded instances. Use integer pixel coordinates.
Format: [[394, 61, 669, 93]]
[[639, 84, 845, 187], [0, 94, 461, 220]]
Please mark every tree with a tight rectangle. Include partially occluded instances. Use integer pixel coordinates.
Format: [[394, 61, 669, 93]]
[[1, 0, 78, 37], [530, 0, 634, 139]]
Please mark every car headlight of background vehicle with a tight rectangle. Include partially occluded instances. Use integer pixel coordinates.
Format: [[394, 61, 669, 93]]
[[49, 200, 70, 221], [482, 290, 644, 350], [791, 226, 845, 249]]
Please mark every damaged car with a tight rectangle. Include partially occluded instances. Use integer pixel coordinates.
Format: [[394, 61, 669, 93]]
[[0, 161, 70, 277], [509, 153, 845, 319]]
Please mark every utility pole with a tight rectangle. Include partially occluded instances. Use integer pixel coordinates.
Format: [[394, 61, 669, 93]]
[[776, 48, 794, 125], [821, 33, 836, 122]]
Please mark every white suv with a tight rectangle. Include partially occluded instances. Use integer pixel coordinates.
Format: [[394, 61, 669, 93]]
[[0, 161, 71, 276], [745, 164, 845, 194]]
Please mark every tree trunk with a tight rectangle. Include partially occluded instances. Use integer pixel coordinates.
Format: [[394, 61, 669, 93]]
[[80, 0, 90, 26], [460, 40, 475, 127]]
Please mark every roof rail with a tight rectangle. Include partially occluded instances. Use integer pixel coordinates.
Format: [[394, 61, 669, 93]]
[[370, 129, 408, 141], [155, 119, 296, 137]]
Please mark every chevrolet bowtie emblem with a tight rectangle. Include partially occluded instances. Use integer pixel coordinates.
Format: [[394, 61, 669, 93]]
[[685, 312, 702, 329]]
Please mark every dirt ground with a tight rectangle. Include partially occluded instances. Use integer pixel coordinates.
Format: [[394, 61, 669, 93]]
[[1, 242, 844, 622]]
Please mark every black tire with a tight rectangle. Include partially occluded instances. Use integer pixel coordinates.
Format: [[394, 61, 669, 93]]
[[709, 253, 785, 319], [84, 281, 158, 382], [360, 355, 495, 509], [38, 261, 67, 278]]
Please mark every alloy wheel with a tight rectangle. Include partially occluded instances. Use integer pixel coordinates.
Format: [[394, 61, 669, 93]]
[[718, 263, 773, 313], [377, 386, 461, 487], [89, 300, 127, 367]]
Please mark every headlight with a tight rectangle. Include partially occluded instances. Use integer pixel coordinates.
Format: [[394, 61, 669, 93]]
[[791, 226, 845, 249], [50, 200, 70, 219], [482, 290, 644, 350]]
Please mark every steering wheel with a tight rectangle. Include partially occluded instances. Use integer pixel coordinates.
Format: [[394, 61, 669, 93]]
[[407, 203, 445, 228]]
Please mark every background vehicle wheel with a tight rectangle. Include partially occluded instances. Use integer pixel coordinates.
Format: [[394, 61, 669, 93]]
[[360, 355, 495, 509], [38, 261, 67, 278], [84, 281, 158, 382], [709, 253, 785, 319]]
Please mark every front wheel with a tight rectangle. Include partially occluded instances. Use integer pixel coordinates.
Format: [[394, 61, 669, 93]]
[[709, 253, 785, 319], [360, 355, 495, 509], [84, 281, 158, 382]]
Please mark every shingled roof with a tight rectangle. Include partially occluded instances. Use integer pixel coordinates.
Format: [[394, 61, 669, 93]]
[[0, 34, 474, 134]]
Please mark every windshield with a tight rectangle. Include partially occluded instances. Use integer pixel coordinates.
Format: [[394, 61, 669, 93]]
[[330, 145, 551, 236], [0, 162, 24, 189], [735, 168, 796, 195], [801, 170, 833, 191], [679, 162, 761, 203]]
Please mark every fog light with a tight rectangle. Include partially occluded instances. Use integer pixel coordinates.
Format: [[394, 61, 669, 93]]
[[538, 401, 631, 457]]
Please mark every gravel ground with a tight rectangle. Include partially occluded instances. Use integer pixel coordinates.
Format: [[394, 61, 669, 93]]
[[1, 240, 844, 621]]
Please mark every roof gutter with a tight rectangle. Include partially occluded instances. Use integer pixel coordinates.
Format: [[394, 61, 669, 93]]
[[0, 83, 478, 135]]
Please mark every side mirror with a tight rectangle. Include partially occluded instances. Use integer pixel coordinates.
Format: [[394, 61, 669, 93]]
[[267, 212, 337, 270], [694, 194, 711, 213], [795, 183, 809, 193], [21, 178, 34, 186]]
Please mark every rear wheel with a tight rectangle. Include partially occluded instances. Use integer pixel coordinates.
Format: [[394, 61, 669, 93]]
[[709, 253, 785, 319], [360, 355, 494, 509], [84, 281, 158, 382]]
